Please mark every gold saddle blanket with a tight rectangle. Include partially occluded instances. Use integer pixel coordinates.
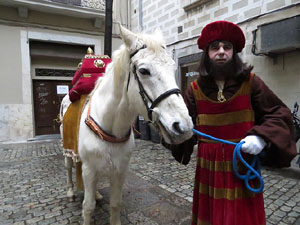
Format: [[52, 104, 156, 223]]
[[62, 95, 88, 190]]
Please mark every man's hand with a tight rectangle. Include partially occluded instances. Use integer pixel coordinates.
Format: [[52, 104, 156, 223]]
[[240, 135, 266, 155]]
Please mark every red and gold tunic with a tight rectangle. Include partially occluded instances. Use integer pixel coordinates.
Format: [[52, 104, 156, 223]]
[[191, 74, 265, 225]]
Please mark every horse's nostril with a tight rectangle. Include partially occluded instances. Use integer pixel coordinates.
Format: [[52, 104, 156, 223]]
[[173, 122, 184, 134]]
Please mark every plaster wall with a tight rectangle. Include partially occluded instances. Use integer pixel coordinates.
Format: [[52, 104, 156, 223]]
[[0, 0, 127, 142], [0, 25, 32, 142], [0, 24, 122, 142], [0, 25, 23, 104]]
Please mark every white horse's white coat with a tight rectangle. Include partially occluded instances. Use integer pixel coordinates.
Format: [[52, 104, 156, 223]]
[[60, 25, 193, 225], [59, 95, 75, 197]]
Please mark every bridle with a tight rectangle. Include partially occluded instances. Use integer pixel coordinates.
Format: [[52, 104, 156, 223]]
[[84, 44, 181, 143], [127, 44, 181, 123]]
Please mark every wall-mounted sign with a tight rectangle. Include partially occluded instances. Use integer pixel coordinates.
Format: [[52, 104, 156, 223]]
[[57, 85, 69, 94], [185, 71, 199, 77]]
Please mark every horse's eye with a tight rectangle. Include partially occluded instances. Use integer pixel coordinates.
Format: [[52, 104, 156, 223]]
[[138, 68, 150, 76]]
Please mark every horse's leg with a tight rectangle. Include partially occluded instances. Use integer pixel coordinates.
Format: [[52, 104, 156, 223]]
[[82, 164, 97, 225], [93, 175, 103, 201], [95, 188, 103, 201], [65, 157, 74, 198], [109, 173, 126, 225]]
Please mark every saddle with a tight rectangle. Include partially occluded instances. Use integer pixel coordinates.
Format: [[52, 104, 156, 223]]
[[63, 95, 88, 190], [62, 48, 111, 190], [69, 47, 111, 102]]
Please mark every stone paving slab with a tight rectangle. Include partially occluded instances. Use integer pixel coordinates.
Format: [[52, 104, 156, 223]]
[[0, 139, 300, 225]]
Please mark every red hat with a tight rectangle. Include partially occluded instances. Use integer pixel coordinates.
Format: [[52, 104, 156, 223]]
[[197, 21, 245, 52]]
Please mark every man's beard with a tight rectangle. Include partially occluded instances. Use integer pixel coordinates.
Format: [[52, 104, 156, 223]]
[[208, 58, 235, 80]]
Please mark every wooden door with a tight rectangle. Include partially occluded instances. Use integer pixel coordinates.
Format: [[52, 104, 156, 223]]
[[33, 80, 72, 135]]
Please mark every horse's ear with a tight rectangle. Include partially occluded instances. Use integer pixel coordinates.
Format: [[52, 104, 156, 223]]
[[154, 28, 164, 42], [119, 24, 138, 48]]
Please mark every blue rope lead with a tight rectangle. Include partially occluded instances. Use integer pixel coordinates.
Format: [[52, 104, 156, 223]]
[[192, 129, 264, 193]]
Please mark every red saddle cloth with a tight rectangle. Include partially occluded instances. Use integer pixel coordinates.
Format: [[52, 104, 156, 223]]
[[69, 52, 112, 102]]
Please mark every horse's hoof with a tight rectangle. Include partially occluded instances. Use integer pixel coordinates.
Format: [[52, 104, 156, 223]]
[[95, 191, 103, 201], [67, 189, 74, 198]]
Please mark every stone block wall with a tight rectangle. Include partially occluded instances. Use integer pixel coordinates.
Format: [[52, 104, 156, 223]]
[[0, 105, 33, 142], [131, 0, 299, 45], [130, 0, 300, 110]]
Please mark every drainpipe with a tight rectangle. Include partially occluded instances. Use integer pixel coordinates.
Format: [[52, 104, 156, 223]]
[[104, 0, 113, 57], [139, 0, 143, 31]]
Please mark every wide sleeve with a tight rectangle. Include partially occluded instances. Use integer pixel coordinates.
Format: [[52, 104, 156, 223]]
[[247, 75, 297, 168]]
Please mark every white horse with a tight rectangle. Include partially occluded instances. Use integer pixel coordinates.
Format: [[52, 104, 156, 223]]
[[59, 96, 103, 200], [59, 95, 73, 197], [61, 25, 193, 225]]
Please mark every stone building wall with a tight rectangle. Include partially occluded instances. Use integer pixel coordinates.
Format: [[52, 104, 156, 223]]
[[130, 0, 300, 109]]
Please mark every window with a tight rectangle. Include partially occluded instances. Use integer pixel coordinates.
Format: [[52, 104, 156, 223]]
[[178, 53, 202, 94]]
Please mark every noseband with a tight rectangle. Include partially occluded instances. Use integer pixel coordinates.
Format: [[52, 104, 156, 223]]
[[127, 45, 181, 122]]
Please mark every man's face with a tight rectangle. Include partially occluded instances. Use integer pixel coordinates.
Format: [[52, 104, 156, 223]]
[[208, 41, 233, 64]]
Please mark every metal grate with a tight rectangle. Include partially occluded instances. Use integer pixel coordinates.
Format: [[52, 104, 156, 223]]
[[35, 68, 75, 77], [49, 0, 81, 6]]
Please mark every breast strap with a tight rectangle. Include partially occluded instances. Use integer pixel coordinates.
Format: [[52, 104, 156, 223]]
[[84, 97, 131, 143]]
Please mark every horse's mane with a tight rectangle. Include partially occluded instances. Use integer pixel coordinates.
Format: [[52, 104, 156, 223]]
[[91, 30, 165, 93], [91, 76, 104, 95]]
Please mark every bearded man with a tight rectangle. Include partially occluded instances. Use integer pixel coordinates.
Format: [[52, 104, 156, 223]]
[[165, 21, 297, 225]]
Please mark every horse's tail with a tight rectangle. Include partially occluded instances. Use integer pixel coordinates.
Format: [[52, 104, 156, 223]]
[[59, 102, 64, 123]]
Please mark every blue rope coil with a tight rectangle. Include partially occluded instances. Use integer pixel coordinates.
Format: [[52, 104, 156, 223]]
[[192, 129, 264, 193]]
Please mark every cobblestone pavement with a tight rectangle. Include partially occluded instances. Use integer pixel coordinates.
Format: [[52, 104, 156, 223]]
[[0, 138, 300, 225]]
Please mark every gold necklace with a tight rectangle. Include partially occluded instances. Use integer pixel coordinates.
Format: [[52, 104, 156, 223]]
[[216, 80, 226, 102]]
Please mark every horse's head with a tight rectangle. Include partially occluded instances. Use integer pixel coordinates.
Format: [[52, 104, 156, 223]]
[[118, 25, 193, 144]]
